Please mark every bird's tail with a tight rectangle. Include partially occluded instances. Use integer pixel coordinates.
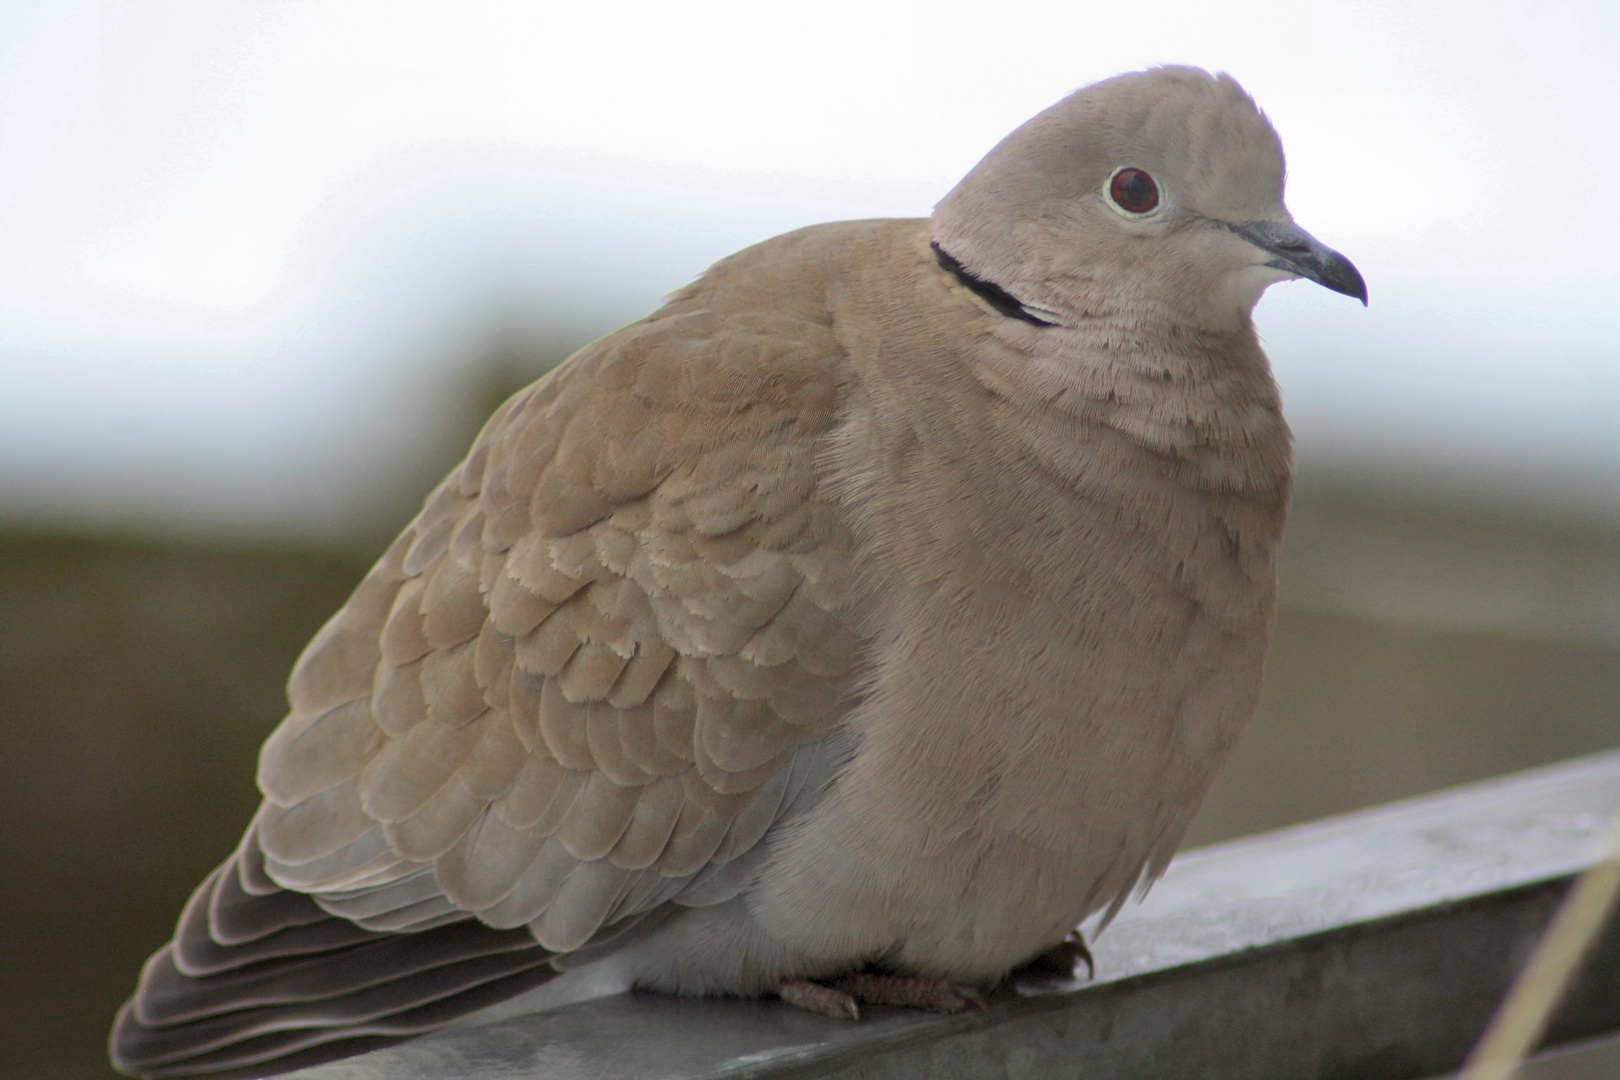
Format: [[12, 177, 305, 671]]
[[109, 827, 560, 1079]]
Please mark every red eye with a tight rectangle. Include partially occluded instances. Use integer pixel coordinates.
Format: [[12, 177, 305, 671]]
[[1109, 168, 1160, 214]]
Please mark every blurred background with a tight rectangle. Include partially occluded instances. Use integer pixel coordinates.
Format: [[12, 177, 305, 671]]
[[2, 2, 1617, 1077]]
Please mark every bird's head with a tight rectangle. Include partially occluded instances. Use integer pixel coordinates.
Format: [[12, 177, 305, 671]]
[[932, 66, 1365, 333]]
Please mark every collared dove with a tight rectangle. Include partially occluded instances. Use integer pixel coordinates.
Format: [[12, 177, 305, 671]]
[[111, 65, 1365, 1078]]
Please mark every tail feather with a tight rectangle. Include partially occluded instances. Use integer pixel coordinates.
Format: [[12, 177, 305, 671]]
[[136, 922, 551, 1025], [206, 849, 330, 944], [113, 964, 559, 1079], [172, 868, 380, 977], [111, 832, 562, 1079]]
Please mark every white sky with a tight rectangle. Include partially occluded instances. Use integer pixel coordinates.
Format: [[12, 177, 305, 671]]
[[1, 0, 1617, 543]]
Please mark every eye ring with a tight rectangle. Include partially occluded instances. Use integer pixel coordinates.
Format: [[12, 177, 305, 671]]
[[1106, 167, 1161, 216]]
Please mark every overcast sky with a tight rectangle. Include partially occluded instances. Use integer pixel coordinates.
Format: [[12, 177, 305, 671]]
[[2, 1, 1617, 544]]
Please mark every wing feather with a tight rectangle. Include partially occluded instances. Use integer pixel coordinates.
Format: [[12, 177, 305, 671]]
[[477, 838, 580, 928], [381, 774, 491, 863], [419, 640, 486, 727], [531, 860, 631, 952], [551, 770, 640, 862], [356, 717, 483, 824], [256, 826, 394, 892], [257, 776, 374, 865], [492, 750, 582, 831], [123, 299, 863, 1077], [255, 699, 382, 807], [309, 870, 444, 921], [437, 811, 552, 910], [605, 774, 684, 870]]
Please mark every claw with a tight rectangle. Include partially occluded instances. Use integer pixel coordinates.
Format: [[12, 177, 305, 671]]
[[1063, 928, 1096, 980], [1017, 929, 1094, 980]]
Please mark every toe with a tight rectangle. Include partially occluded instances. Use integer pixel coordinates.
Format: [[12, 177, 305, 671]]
[[830, 973, 989, 1013], [779, 979, 861, 1020]]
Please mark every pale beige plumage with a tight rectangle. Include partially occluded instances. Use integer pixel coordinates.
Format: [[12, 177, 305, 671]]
[[112, 65, 1364, 1078]]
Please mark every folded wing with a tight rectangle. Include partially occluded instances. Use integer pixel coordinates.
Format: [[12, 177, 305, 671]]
[[113, 301, 863, 1078]]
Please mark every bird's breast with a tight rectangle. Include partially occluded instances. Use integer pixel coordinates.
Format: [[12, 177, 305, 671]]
[[747, 395, 1285, 979]]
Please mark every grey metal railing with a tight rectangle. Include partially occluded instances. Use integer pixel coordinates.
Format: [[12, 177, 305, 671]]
[[288, 751, 1620, 1080]]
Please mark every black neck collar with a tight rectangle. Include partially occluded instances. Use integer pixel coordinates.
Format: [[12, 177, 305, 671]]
[[930, 241, 1054, 327]]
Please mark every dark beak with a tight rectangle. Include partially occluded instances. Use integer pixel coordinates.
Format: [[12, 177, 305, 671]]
[[1229, 220, 1367, 305]]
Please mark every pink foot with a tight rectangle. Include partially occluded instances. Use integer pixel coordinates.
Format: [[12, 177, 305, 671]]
[[830, 972, 989, 1013], [778, 973, 990, 1020], [780, 979, 861, 1020]]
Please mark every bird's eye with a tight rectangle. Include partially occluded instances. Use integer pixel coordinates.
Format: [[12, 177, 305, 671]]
[[1107, 167, 1160, 215]]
